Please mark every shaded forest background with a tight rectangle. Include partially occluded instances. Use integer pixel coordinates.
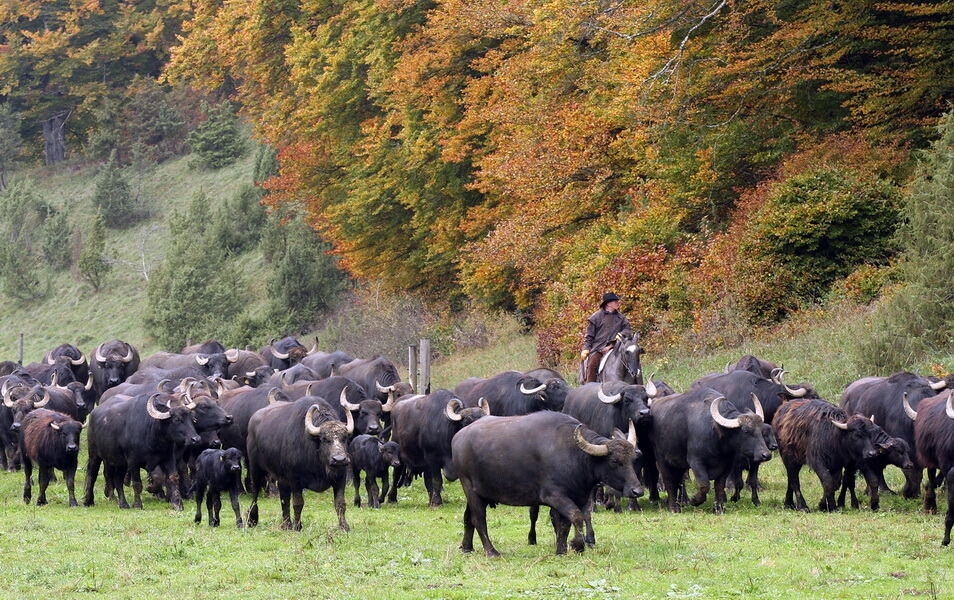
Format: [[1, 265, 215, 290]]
[[0, 0, 952, 372]]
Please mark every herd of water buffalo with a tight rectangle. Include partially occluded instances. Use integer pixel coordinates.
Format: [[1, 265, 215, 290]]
[[2, 333, 953, 556]]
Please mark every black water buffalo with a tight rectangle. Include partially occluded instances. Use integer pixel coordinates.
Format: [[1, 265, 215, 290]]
[[349, 435, 401, 508], [723, 354, 781, 379], [217, 385, 288, 489], [305, 376, 391, 437], [838, 425, 913, 511], [20, 409, 83, 506], [2, 381, 86, 433], [90, 340, 141, 397], [267, 363, 320, 387], [524, 368, 571, 412], [191, 447, 244, 528], [301, 351, 355, 379], [562, 380, 657, 510], [841, 371, 946, 497], [182, 340, 227, 355], [650, 388, 771, 513], [246, 396, 354, 530], [338, 357, 413, 406], [455, 371, 560, 415], [24, 357, 77, 387], [388, 390, 490, 506], [775, 399, 887, 511], [452, 411, 642, 556], [42, 344, 90, 384], [595, 333, 644, 385], [126, 365, 210, 386], [141, 351, 230, 379], [260, 336, 312, 371], [910, 391, 954, 522], [84, 392, 201, 510], [225, 349, 271, 385]]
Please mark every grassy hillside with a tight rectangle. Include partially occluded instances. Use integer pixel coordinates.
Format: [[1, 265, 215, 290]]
[[0, 152, 260, 361]]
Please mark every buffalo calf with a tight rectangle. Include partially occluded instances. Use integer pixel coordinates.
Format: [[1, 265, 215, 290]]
[[20, 409, 83, 506], [349, 435, 400, 508], [191, 448, 244, 528]]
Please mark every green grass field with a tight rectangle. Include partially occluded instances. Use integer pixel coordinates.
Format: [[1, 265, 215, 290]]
[[1, 311, 951, 600]]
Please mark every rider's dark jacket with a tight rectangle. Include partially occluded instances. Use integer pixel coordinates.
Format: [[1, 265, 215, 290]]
[[582, 309, 633, 352]]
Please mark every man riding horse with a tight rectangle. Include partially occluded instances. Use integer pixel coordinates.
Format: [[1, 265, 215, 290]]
[[580, 292, 642, 384]]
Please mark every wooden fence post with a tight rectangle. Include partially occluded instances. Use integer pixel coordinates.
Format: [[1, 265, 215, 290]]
[[419, 338, 431, 394], [408, 344, 418, 392], [18, 333, 24, 365]]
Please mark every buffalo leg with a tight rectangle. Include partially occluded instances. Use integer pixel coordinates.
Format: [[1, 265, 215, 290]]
[[194, 484, 206, 523], [246, 464, 266, 527], [333, 478, 349, 531], [83, 454, 102, 507], [210, 492, 222, 527], [278, 483, 292, 529], [658, 463, 683, 513], [352, 469, 362, 508], [729, 458, 744, 503], [36, 466, 52, 505], [902, 466, 922, 499], [291, 487, 304, 531], [461, 502, 476, 553], [112, 465, 131, 509], [65, 465, 78, 507], [165, 466, 183, 511], [230, 488, 243, 528], [386, 467, 400, 503], [128, 466, 145, 510], [860, 466, 880, 511], [550, 509, 570, 555], [583, 495, 596, 547], [747, 463, 762, 506], [528, 504, 538, 545], [924, 467, 939, 514], [378, 471, 389, 504], [816, 467, 841, 512], [943, 467, 954, 546], [22, 455, 32, 505], [366, 475, 380, 509], [468, 494, 500, 557], [543, 493, 587, 554], [713, 475, 727, 514], [782, 457, 808, 511], [688, 462, 711, 508], [425, 467, 443, 507]]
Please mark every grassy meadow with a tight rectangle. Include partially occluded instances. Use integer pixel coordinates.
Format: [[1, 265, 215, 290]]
[[1, 310, 951, 600]]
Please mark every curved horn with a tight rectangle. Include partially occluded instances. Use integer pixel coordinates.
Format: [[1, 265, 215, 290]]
[[770, 367, 784, 382], [375, 380, 396, 394], [777, 371, 807, 397], [626, 419, 638, 446], [381, 388, 396, 413], [304, 404, 322, 436], [644, 375, 658, 399], [267, 388, 282, 404], [271, 345, 290, 360], [477, 397, 491, 416], [343, 403, 354, 434], [725, 362, 733, 374], [2, 380, 17, 408], [32, 388, 51, 408], [51, 372, 63, 390], [597, 384, 621, 404], [50, 421, 60, 430], [339, 386, 360, 412], [750, 393, 765, 420], [84, 374, 93, 391], [121, 344, 134, 363], [902, 392, 918, 421], [146, 394, 171, 420], [831, 418, 849, 430], [308, 337, 319, 355], [330, 364, 337, 377], [246, 371, 257, 378], [444, 398, 464, 422], [70, 352, 86, 366], [94, 344, 107, 363], [195, 354, 210, 366], [930, 379, 947, 391], [574, 425, 609, 456], [520, 382, 546, 395], [182, 387, 198, 410], [45, 353, 55, 365], [709, 396, 740, 429], [870, 414, 875, 425], [306, 382, 316, 397], [225, 349, 240, 363], [945, 390, 954, 419]]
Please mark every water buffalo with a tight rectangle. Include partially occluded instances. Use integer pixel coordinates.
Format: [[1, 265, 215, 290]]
[[20, 409, 83, 507], [301, 351, 355, 378], [650, 388, 771, 513], [841, 371, 946, 497], [349, 435, 401, 508], [90, 340, 141, 397], [259, 336, 311, 371], [455, 371, 562, 415], [524, 368, 571, 412], [225, 349, 271, 386], [775, 399, 885, 511], [838, 425, 913, 511], [42, 344, 89, 384], [723, 354, 781, 379], [182, 340, 227, 355], [388, 390, 490, 506], [305, 376, 392, 437], [909, 391, 954, 521], [84, 392, 201, 510], [141, 351, 230, 379], [339, 357, 413, 407], [217, 385, 288, 489], [246, 396, 354, 531], [190, 447, 244, 528], [267, 363, 320, 387], [452, 411, 642, 556], [24, 357, 77, 387]]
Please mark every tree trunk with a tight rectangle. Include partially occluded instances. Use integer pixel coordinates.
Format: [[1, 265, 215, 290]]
[[42, 112, 68, 165]]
